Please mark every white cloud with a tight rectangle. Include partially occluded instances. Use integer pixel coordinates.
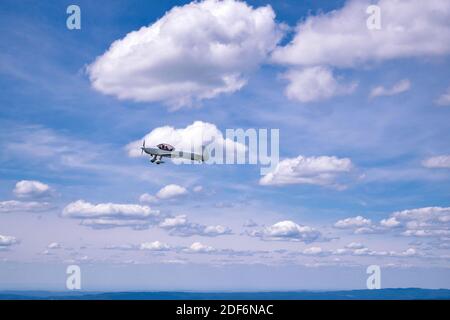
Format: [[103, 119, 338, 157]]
[[289, 243, 422, 260], [140, 241, 170, 251], [282, 66, 357, 102], [62, 200, 158, 219], [203, 225, 231, 236], [0, 234, 18, 248], [280, 242, 423, 260], [330, 207, 449, 240], [47, 242, 61, 249], [394, 207, 450, 224], [380, 217, 401, 228], [139, 193, 158, 204], [104, 244, 137, 251], [272, 0, 450, 68], [332, 248, 350, 255], [87, 0, 283, 109], [159, 214, 188, 228], [435, 86, 450, 106], [422, 155, 450, 169], [402, 248, 417, 257], [353, 226, 382, 235], [334, 216, 372, 229], [158, 214, 232, 237], [260, 155, 353, 187], [79, 219, 153, 229], [62, 200, 159, 229], [378, 207, 450, 238], [140, 184, 188, 204], [0, 200, 53, 213], [127, 121, 245, 160], [13, 180, 51, 198], [345, 242, 365, 249], [302, 246, 325, 256], [352, 248, 383, 256], [185, 242, 216, 253], [271, 0, 450, 104], [369, 79, 411, 98], [250, 220, 321, 243], [156, 184, 188, 199], [333, 245, 419, 258], [402, 229, 450, 237]]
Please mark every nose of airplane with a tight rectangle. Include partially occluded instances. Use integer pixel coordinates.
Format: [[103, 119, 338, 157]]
[[141, 140, 146, 154]]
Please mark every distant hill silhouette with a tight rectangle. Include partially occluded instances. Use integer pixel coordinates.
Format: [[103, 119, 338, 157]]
[[1, 288, 450, 300]]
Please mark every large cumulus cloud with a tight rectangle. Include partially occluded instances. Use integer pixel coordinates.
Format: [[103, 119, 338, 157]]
[[87, 0, 283, 109]]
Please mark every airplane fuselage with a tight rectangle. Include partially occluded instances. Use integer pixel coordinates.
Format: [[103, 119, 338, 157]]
[[142, 147, 204, 163], [142, 147, 172, 157]]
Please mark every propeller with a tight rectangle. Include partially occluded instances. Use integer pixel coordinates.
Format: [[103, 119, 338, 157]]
[[141, 140, 146, 155]]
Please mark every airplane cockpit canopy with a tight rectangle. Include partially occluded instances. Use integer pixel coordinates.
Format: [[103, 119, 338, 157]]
[[157, 143, 175, 151]]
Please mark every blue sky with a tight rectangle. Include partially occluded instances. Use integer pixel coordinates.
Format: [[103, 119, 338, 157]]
[[1, 0, 450, 290]]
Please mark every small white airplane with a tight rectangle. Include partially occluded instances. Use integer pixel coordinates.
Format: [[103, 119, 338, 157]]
[[140, 141, 209, 164]]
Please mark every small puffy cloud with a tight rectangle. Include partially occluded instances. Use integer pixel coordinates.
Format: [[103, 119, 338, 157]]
[[271, 0, 450, 68], [282, 66, 357, 103], [345, 242, 365, 249], [380, 217, 401, 228], [184, 242, 216, 253], [249, 220, 321, 243], [334, 216, 372, 229], [87, 0, 283, 109], [159, 214, 232, 237], [260, 155, 353, 188], [302, 246, 326, 256], [0, 200, 53, 213], [435, 86, 450, 106], [422, 155, 450, 169], [140, 241, 170, 251], [47, 242, 61, 249], [0, 234, 18, 249], [140, 184, 188, 204], [369, 79, 411, 98], [156, 184, 188, 199], [13, 180, 51, 198], [62, 200, 159, 229], [127, 121, 245, 159], [159, 214, 188, 228], [401, 248, 417, 257], [139, 193, 158, 204], [203, 225, 231, 236]]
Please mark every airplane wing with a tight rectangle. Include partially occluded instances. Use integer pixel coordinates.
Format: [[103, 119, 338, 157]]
[[170, 150, 208, 162]]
